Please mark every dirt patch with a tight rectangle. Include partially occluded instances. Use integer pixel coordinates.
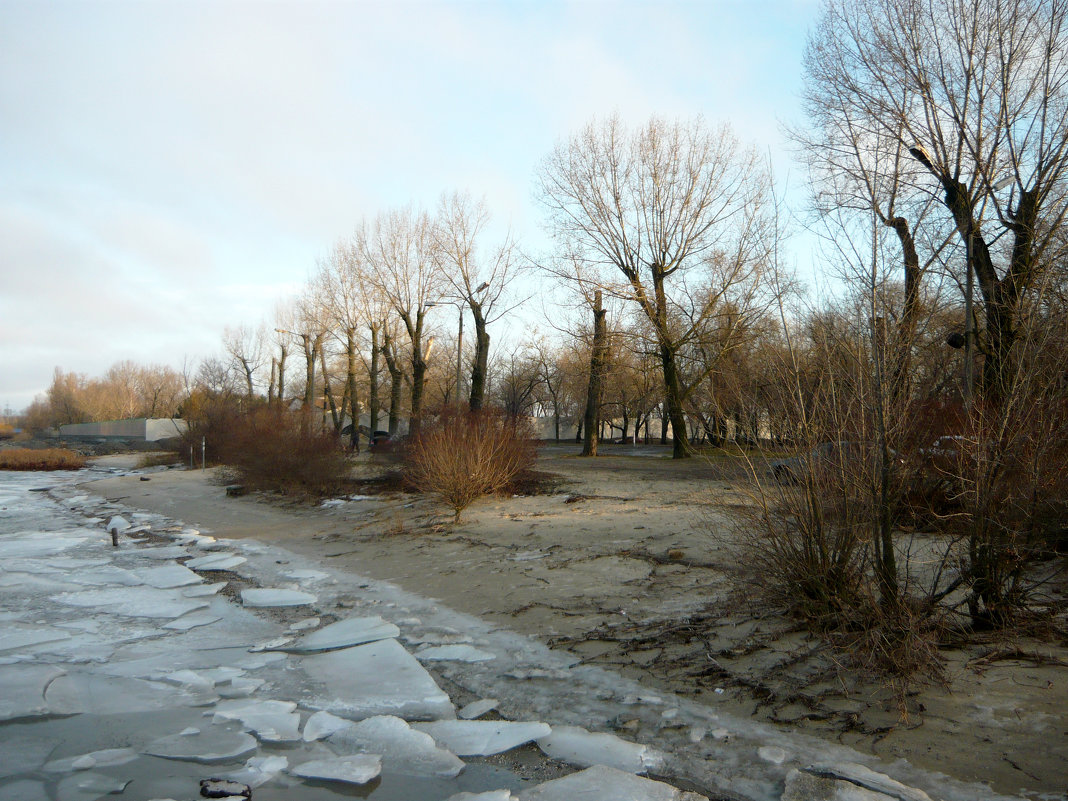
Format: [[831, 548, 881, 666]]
[[81, 443, 1068, 799]]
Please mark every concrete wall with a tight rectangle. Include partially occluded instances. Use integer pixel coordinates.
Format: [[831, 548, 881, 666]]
[[59, 418, 188, 442]]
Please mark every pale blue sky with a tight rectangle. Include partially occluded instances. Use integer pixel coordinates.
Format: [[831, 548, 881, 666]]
[[1, 0, 820, 412]]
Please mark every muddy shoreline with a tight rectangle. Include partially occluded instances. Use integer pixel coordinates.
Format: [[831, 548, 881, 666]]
[[82, 447, 1068, 800]]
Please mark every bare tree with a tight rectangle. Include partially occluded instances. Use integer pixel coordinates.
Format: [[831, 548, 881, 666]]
[[537, 115, 775, 457], [808, 0, 1068, 401], [222, 324, 265, 402], [360, 207, 444, 435], [433, 191, 523, 410]]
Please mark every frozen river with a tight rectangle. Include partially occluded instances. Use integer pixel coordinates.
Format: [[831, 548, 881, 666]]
[[0, 465, 1022, 801]]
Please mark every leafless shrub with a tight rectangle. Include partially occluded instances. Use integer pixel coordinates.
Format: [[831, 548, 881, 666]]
[[403, 407, 537, 521], [223, 406, 351, 496]]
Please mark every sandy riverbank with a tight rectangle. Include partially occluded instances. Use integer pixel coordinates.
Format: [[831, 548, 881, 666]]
[[83, 447, 1068, 800]]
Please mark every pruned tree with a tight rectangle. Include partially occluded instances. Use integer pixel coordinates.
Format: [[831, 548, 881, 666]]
[[537, 115, 775, 457], [222, 324, 266, 403]]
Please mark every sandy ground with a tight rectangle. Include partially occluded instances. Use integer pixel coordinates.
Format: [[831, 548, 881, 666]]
[[84, 446, 1068, 800]]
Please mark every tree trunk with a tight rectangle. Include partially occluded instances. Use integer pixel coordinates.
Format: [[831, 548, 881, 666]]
[[346, 328, 360, 452], [660, 343, 692, 458], [277, 346, 287, 406], [469, 303, 490, 411], [382, 332, 403, 435], [582, 291, 608, 457], [368, 323, 381, 433], [319, 344, 340, 431]]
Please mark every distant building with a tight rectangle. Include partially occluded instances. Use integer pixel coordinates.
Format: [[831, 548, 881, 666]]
[[58, 418, 187, 442]]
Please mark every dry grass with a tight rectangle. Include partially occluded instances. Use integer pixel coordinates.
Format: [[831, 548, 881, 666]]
[[0, 448, 87, 471]]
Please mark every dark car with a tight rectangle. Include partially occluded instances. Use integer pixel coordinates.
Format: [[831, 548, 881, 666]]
[[770, 441, 901, 485], [369, 431, 404, 456]]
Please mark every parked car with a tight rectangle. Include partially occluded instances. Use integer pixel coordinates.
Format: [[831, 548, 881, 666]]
[[369, 431, 404, 456], [770, 441, 902, 485]]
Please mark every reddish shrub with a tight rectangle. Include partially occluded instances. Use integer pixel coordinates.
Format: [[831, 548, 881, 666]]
[[404, 408, 537, 521]]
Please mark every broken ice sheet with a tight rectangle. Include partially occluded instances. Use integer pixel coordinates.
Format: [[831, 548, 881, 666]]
[[133, 564, 202, 589], [283, 616, 400, 653], [289, 754, 382, 785], [183, 580, 228, 597], [518, 765, 706, 801], [53, 586, 209, 619], [144, 727, 258, 763], [0, 535, 87, 559], [0, 627, 72, 653], [213, 699, 301, 742], [221, 755, 289, 788], [184, 552, 247, 571], [328, 715, 464, 778], [56, 772, 131, 801], [300, 638, 455, 721], [0, 779, 46, 801], [163, 610, 223, 631], [0, 665, 65, 720], [447, 792, 518, 801], [303, 710, 353, 742], [417, 644, 496, 662], [416, 720, 551, 756], [240, 588, 317, 607], [46, 673, 216, 715], [536, 726, 665, 774], [459, 699, 499, 720], [45, 748, 139, 772]]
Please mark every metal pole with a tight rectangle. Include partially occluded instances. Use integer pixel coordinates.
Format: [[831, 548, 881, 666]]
[[456, 306, 463, 407], [201, 437, 206, 471]]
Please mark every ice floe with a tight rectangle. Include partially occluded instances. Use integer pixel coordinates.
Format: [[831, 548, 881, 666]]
[[0, 665, 65, 720], [459, 698, 499, 719], [213, 698, 302, 742], [327, 715, 464, 777], [417, 644, 497, 662], [144, 727, 258, 763], [134, 563, 203, 588], [300, 638, 455, 721], [184, 552, 247, 571], [282, 615, 400, 653], [517, 764, 706, 800], [53, 587, 209, 619], [303, 710, 353, 742], [289, 754, 382, 785], [535, 725, 665, 774], [416, 719, 552, 756], [240, 588, 317, 607]]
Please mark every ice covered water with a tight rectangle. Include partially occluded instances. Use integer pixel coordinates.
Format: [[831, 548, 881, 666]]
[[289, 754, 382, 785], [417, 644, 497, 662], [283, 615, 400, 653], [0, 665, 65, 720], [416, 720, 552, 756], [536, 725, 665, 774], [299, 638, 455, 721], [327, 715, 465, 778], [213, 698, 302, 742], [144, 727, 258, 763]]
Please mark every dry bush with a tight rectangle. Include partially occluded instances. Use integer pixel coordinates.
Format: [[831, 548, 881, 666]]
[[0, 423, 16, 440], [0, 448, 87, 471], [404, 408, 537, 521], [220, 406, 352, 496]]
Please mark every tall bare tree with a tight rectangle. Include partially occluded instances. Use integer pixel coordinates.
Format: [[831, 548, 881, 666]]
[[360, 207, 444, 435], [222, 324, 265, 402], [433, 191, 522, 410], [538, 115, 775, 457], [807, 0, 1068, 401]]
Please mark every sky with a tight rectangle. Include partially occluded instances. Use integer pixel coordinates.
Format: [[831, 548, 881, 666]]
[[0, 0, 821, 413]]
